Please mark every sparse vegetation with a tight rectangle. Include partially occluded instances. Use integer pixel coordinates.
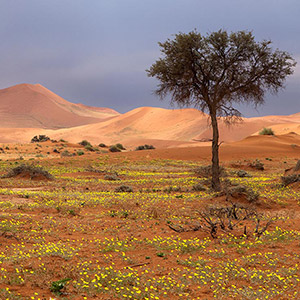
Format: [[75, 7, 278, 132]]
[[0, 143, 298, 299], [249, 159, 264, 170], [31, 135, 51, 143], [135, 144, 155, 151], [115, 143, 126, 150], [259, 127, 275, 135], [194, 165, 226, 178], [115, 185, 133, 192], [281, 174, 300, 186], [2, 164, 54, 180], [237, 170, 252, 177], [109, 145, 121, 152], [104, 174, 120, 181], [79, 140, 92, 147]]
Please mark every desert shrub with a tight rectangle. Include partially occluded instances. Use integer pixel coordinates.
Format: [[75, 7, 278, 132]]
[[77, 150, 85, 156], [2, 164, 54, 180], [194, 165, 226, 178], [99, 143, 107, 148], [31, 135, 50, 143], [61, 150, 73, 157], [135, 144, 155, 151], [249, 159, 264, 170], [115, 143, 126, 150], [281, 174, 300, 186], [53, 148, 60, 153], [109, 145, 121, 152], [59, 139, 67, 142], [227, 185, 259, 203], [192, 183, 206, 192], [163, 186, 183, 193], [259, 127, 274, 135], [115, 185, 133, 193], [295, 160, 300, 171], [237, 170, 252, 178], [79, 140, 92, 147], [104, 174, 120, 181], [84, 144, 98, 152], [50, 278, 70, 295]]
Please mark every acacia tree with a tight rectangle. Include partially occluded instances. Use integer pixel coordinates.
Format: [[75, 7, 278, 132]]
[[147, 30, 296, 191]]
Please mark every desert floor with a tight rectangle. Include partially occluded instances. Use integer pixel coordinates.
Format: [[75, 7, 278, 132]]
[[0, 136, 299, 300]]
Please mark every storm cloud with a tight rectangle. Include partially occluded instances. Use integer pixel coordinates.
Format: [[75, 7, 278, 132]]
[[0, 0, 299, 116]]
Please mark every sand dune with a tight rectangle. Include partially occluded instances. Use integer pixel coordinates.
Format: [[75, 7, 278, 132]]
[[42, 107, 300, 148], [0, 83, 119, 129], [0, 83, 299, 147], [0, 106, 299, 147]]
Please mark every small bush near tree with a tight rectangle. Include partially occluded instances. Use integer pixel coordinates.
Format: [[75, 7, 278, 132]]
[[281, 174, 300, 186], [226, 184, 259, 203], [192, 183, 206, 192], [194, 165, 226, 178]]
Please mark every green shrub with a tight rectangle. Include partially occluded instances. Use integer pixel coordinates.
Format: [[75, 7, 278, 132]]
[[109, 145, 121, 152], [77, 150, 85, 156], [259, 127, 274, 135], [116, 143, 126, 150], [135, 144, 155, 151], [84, 144, 96, 152], [31, 135, 50, 143], [99, 143, 107, 148], [79, 140, 91, 147], [50, 278, 70, 295], [2, 164, 54, 180], [227, 185, 259, 203], [61, 150, 73, 157]]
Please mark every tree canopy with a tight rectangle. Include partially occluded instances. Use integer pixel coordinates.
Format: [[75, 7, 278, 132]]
[[147, 30, 296, 190]]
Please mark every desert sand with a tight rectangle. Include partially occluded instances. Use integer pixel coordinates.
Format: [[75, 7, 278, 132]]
[[0, 83, 299, 149], [0, 83, 119, 129]]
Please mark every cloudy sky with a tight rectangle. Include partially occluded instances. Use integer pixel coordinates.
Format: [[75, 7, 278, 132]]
[[0, 0, 299, 116]]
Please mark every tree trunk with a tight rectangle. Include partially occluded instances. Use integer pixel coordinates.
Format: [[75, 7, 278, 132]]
[[210, 111, 221, 191]]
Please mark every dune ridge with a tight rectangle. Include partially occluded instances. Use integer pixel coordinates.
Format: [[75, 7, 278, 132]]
[[0, 83, 119, 129], [0, 83, 299, 147]]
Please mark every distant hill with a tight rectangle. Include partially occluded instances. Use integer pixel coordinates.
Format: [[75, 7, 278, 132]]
[[8, 106, 297, 148], [0, 84, 299, 147], [0, 83, 119, 128]]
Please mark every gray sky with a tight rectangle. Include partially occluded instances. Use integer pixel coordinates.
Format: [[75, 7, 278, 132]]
[[0, 0, 299, 116]]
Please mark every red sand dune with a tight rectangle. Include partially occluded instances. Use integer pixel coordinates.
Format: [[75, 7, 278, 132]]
[[42, 107, 300, 148], [0, 83, 119, 129], [0, 84, 299, 147]]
